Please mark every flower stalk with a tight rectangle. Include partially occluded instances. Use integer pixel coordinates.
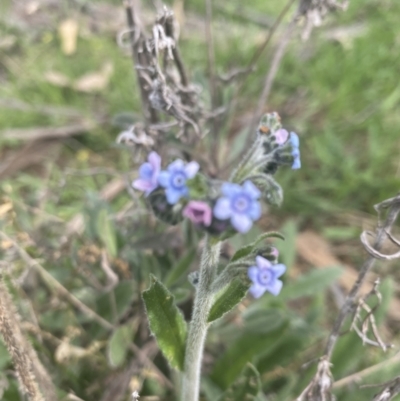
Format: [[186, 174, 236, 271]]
[[180, 237, 221, 401]]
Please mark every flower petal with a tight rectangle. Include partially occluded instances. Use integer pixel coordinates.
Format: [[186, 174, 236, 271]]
[[168, 159, 185, 172], [148, 151, 161, 171], [274, 129, 289, 145], [271, 263, 286, 278], [247, 266, 258, 282], [249, 283, 267, 299], [292, 156, 301, 170], [243, 180, 261, 199], [165, 188, 182, 205], [231, 213, 253, 233], [255, 255, 272, 269], [266, 279, 283, 296], [248, 200, 261, 220], [139, 163, 153, 179], [132, 179, 153, 192], [158, 171, 170, 187], [221, 182, 241, 197], [290, 132, 300, 148], [213, 198, 232, 220], [184, 161, 200, 178]]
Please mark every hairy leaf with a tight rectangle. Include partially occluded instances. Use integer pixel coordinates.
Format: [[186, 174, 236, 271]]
[[208, 279, 249, 323], [142, 275, 187, 370], [231, 231, 285, 262]]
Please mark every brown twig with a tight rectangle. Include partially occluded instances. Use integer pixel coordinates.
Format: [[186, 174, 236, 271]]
[[296, 194, 400, 401], [324, 194, 400, 359], [205, 0, 220, 171], [124, 0, 158, 125], [246, 18, 297, 141]]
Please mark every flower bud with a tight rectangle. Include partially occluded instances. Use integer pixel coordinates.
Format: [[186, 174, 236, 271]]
[[148, 189, 184, 225]]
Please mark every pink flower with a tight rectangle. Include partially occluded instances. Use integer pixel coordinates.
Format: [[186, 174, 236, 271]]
[[274, 129, 289, 145], [132, 152, 161, 196], [182, 201, 212, 227], [270, 247, 279, 258]]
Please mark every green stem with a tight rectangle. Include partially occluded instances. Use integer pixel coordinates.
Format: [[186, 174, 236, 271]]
[[180, 237, 221, 401]]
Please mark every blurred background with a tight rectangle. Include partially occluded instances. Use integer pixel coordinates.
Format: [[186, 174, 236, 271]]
[[0, 0, 400, 400]]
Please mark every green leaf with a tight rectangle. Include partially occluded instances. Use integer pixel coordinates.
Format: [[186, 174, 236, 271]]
[[165, 249, 196, 287], [97, 280, 137, 322], [231, 231, 285, 262], [107, 324, 134, 367], [142, 275, 187, 370], [218, 363, 261, 401], [275, 220, 297, 269], [279, 267, 344, 301], [211, 320, 288, 389], [208, 279, 249, 323], [243, 309, 286, 334], [97, 208, 117, 258]]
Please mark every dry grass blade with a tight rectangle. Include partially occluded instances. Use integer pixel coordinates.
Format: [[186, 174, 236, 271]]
[[1, 120, 97, 141], [0, 140, 60, 179], [0, 277, 46, 401]]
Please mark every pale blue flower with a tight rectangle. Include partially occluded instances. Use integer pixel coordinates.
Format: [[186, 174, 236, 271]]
[[289, 132, 301, 170], [158, 159, 199, 204], [132, 151, 161, 196], [213, 180, 261, 233], [248, 256, 286, 298]]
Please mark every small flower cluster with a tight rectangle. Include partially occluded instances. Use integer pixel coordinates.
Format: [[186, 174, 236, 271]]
[[132, 152, 262, 234], [132, 113, 301, 236]]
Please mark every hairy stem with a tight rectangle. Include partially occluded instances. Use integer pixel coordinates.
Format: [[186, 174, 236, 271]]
[[181, 237, 221, 401]]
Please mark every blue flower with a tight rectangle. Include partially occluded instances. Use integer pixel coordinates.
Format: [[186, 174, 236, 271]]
[[248, 256, 286, 298], [213, 180, 261, 233], [289, 132, 301, 170], [158, 159, 200, 204], [132, 151, 161, 196]]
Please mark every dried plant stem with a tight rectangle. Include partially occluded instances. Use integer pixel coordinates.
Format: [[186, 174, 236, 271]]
[[124, 0, 158, 125], [247, 18, 297, 141], [324, 195, 400, 360], [204, 0, 220, 171], [181, 237, 221, 401], [333, 352, 400, 389], [0, 277, 45, 401]]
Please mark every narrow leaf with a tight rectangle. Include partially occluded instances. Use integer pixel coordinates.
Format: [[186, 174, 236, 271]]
[[211, 321, 288, 389], [243, 309, 286, 334], [279, 266, 343, 301], [107, 324, 134, 367], [97, 208, 117, 258], [97, 280, 136, 322], [231, 231, 285, 262], [142, 275, 187, 370], [218, 363, 261, 401], [165, 248, 196, 287], [208, 279, 249, 323]]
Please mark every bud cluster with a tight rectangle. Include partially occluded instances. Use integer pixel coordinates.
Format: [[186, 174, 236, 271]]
[[130, 113, 301, 237]]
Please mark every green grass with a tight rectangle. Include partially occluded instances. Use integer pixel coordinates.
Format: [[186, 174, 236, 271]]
[[1, 0, 399, 400]]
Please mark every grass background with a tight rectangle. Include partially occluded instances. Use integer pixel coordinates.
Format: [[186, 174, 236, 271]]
[[0, 0, 400, 400]]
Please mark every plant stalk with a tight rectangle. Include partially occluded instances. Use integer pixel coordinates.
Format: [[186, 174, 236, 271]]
[[181, 237, 221, 401]]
